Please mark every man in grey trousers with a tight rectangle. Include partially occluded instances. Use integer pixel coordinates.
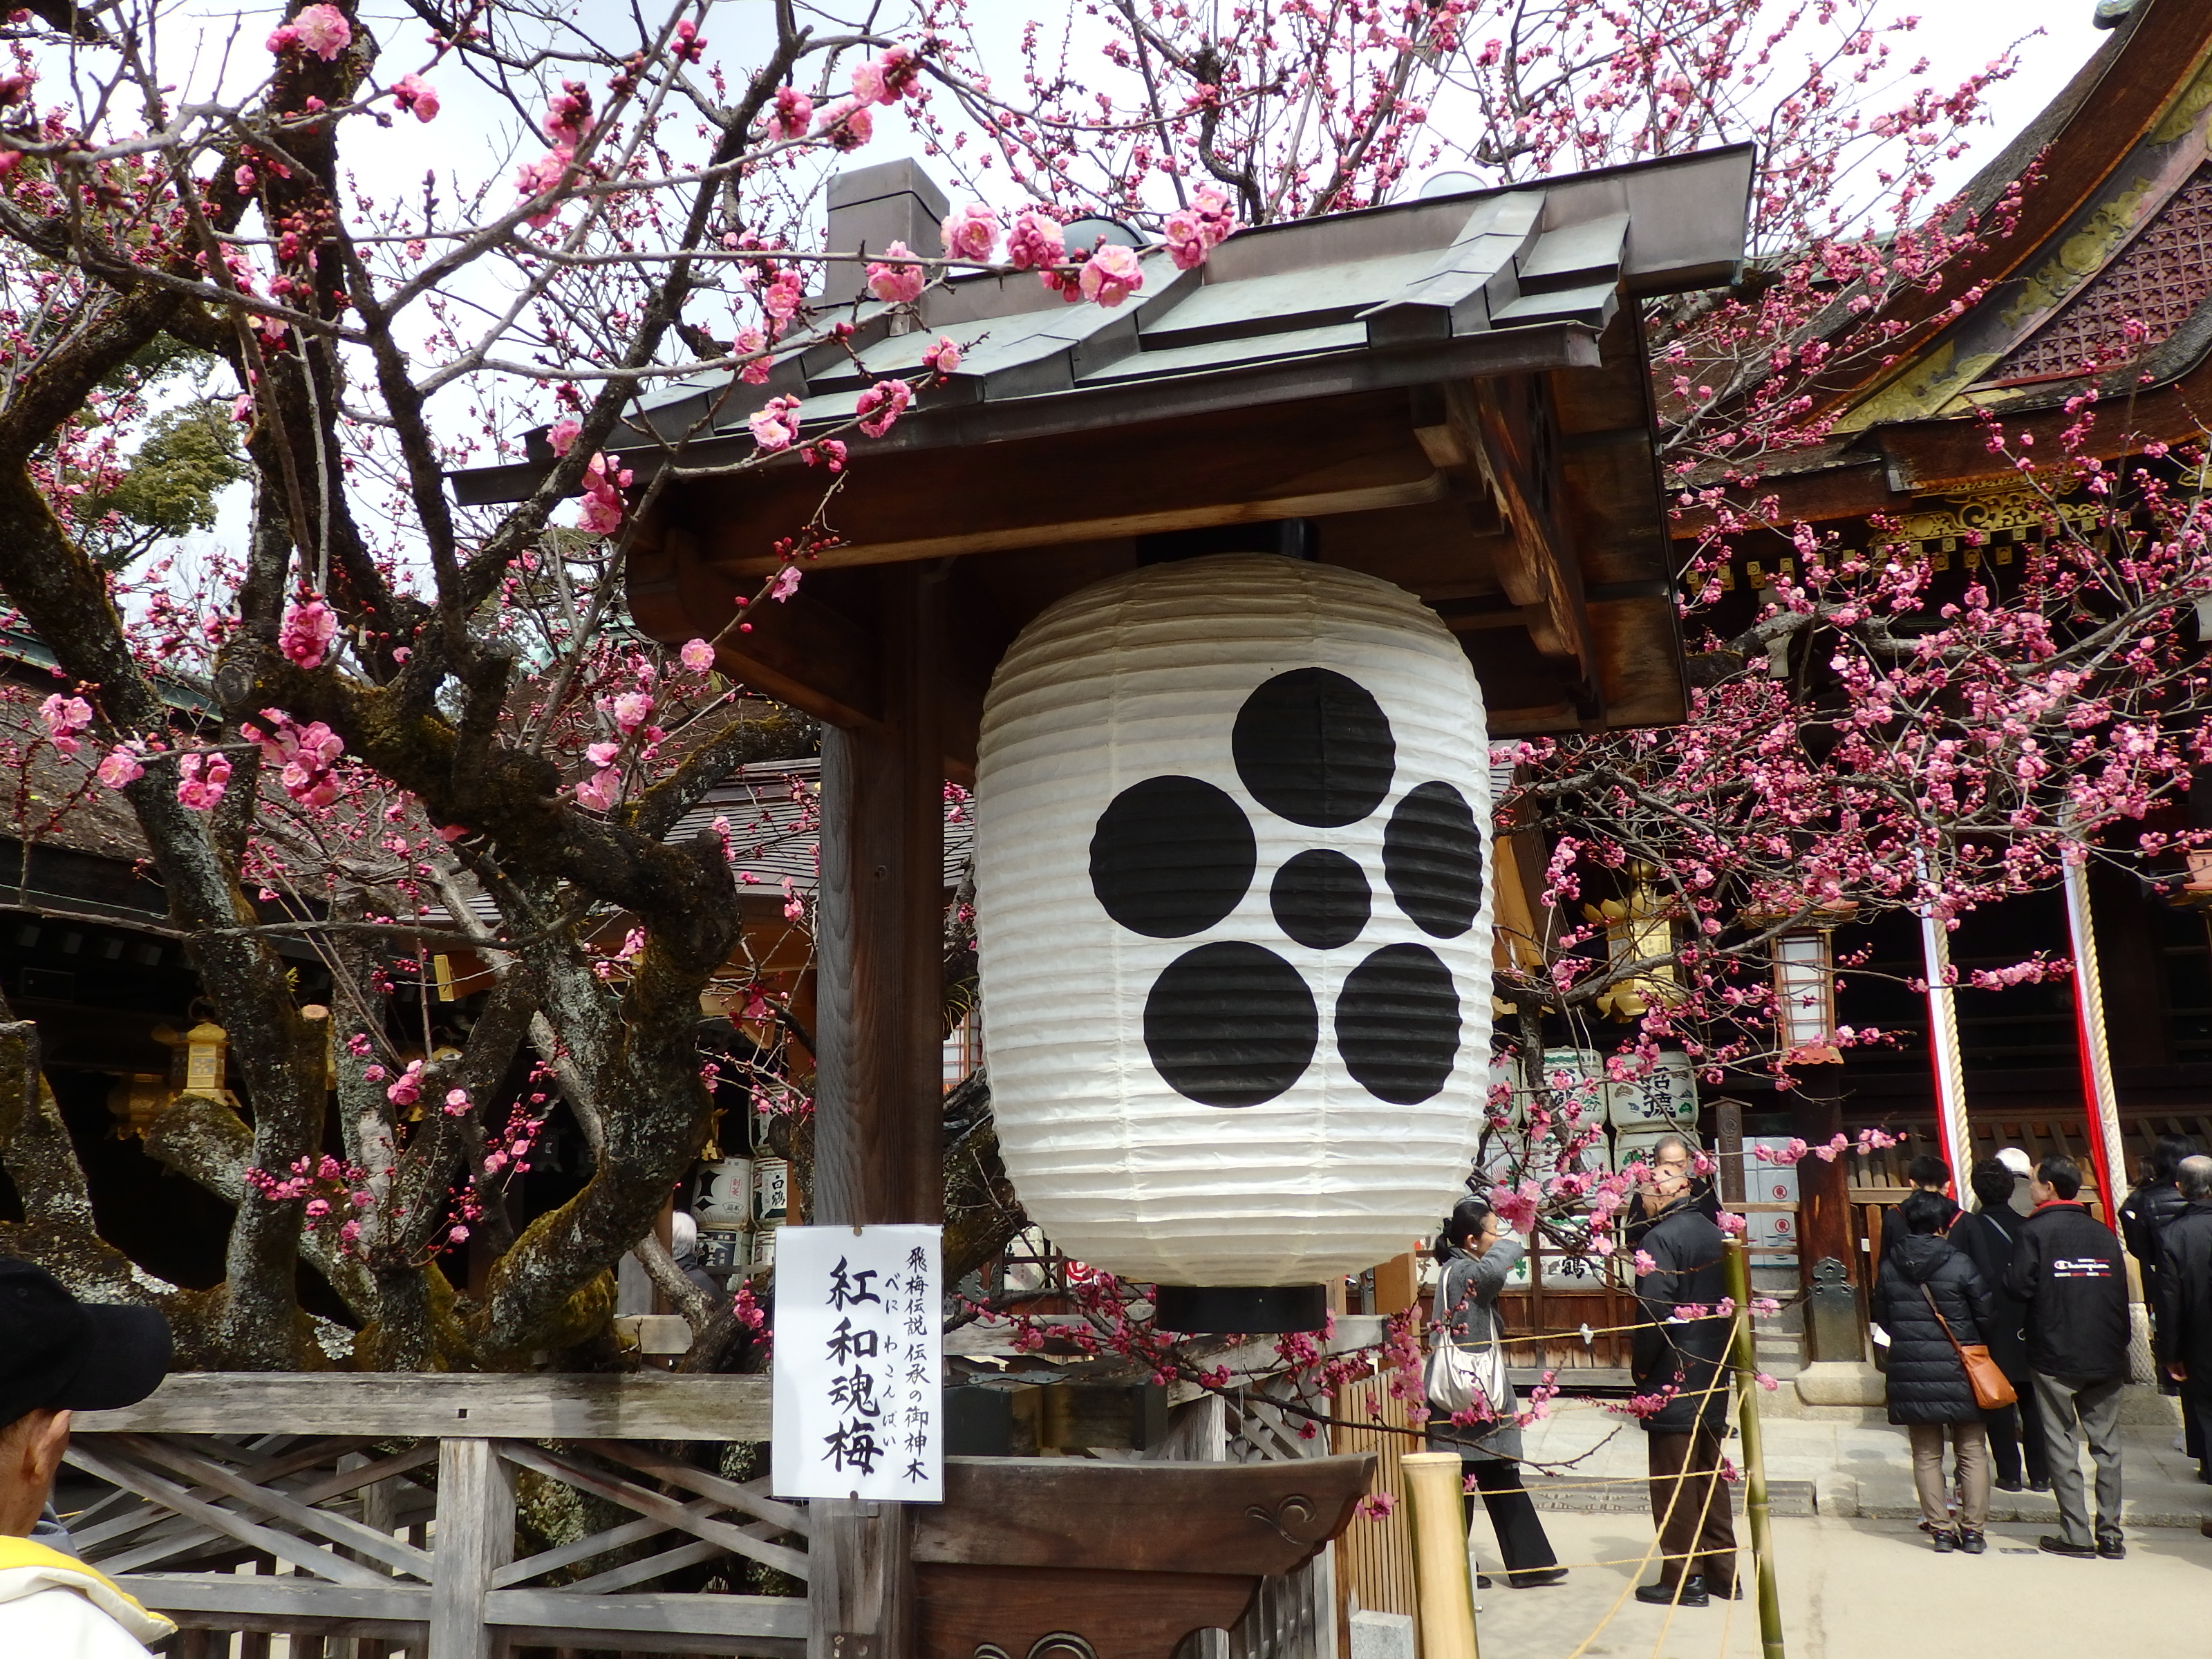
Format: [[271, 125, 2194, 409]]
[[2006, 1154, 2133, 1559]]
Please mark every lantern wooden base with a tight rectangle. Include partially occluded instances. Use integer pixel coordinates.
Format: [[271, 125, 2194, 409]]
[[1154, 1284, 1328, 1333]]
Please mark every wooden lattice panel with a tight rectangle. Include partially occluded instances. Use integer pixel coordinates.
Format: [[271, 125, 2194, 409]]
[[1996, 166, 2212, 384]]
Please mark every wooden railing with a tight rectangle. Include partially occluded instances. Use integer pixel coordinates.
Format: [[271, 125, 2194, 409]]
[[68, 1372, 798, 1659]]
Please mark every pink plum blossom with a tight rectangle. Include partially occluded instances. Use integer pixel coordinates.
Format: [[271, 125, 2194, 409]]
[[735, 326, 771, 384], [1080, 242, 1144, 307], [815, 99, 873, 151], [279, 598, 338, 668], [39, 693, 90, 754], [576, 769, 620, 811], [610, 691, 654, 733], [769, 565, 802, 602], [748, 395, 801, 452], [1005, 210, 1065, 272], [292, 5, 351, 61], [393, 73, 438, 122], [761, 273, 803, 323], [543, 80, 592, 148], [769, 86, 812, 138], [679, 638, 715, 673], [866, 242, 926, 305], [851, 47, 918, 106], [923, 336, 963, 375], [575, 451, 631, 534], [95, 745, 144, 789], [546, 416, 582, 456], [514, 151, 572, 228], [854, 378, 911, 438], [175, 752, 231, 811], [941, 205, 999, 262]]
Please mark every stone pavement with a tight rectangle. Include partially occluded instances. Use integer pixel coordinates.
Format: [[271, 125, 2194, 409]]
[[1512, 1386, 2212, 1529], [1463, 1510, 2212, 1659]]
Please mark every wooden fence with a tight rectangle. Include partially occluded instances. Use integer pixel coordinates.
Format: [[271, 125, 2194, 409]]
[[68, 1373, 800, 1659]]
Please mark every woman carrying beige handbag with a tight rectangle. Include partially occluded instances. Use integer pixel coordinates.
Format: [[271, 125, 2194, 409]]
[[1424, 1194, 1566, 1588]]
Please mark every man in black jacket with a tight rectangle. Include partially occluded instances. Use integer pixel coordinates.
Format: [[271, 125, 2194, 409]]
[[2007, 1154, 2131, 1560], [2153, 1154, 2212, 1538], [2124, 1133, 2205, 1480], [1949, 1159, 2050, 1491], [1629, 1134, 1735, 1607]]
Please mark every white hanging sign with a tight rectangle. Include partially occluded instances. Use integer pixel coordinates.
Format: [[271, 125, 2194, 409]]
[[771, 1224, 943, 1503]]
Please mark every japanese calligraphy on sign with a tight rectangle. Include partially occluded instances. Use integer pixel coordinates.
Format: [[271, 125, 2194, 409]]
[[771, 1224, 943, 1502]]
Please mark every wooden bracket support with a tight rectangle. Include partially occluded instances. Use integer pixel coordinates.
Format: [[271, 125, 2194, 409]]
[[1413, 379, 1603, 720]]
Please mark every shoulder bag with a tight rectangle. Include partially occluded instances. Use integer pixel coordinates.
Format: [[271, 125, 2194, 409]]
[[1921, 1282, 2016, 1409], [1424, 1262, 1510, 1416]]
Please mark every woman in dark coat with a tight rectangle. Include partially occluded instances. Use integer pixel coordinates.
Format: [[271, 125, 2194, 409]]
[[1871, 1189, 1998, 1553], [1947, 1159, 2049, 1492], [1425, 1195, 1565, 1588]]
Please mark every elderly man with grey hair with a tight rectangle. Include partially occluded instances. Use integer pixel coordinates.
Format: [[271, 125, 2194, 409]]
[[2154, 1153, 2212, 1539]]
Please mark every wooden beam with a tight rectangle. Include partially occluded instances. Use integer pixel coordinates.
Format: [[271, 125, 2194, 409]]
[[629, 521, 882, 729], [718, 476, 1446, 574], [685, 391, 1444, 578], [73, 1373, 773, 1440]]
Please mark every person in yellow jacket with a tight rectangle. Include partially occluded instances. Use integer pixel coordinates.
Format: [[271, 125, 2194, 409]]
[[0, 1258, 174, 1656]]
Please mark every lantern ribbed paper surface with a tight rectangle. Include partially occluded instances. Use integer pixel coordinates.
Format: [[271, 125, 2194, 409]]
[[974, 554, 1494, 1290]]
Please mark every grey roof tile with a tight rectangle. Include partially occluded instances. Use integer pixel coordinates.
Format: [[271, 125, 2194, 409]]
[[1076, 321, 1368, 384]]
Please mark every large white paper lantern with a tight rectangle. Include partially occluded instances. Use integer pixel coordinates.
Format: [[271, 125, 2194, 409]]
[[974, 553, 1493, 1329]]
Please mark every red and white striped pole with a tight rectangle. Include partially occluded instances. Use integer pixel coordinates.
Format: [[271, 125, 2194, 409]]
[[2061, 852, 2153, 1382]]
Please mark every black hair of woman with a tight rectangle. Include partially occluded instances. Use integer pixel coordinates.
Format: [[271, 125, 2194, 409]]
[[1445, 1194, 1494, 1252]]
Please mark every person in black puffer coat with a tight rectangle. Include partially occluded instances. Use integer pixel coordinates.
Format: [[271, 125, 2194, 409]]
[[1871, 1189, 1996, 1553]]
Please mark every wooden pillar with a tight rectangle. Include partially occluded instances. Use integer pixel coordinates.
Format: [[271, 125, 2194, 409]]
[[429, 1438, 514, 1659], [814, 562, 947, 1228], [1792, 1072, 1862, 1362], [810, 563, 945, 1659]]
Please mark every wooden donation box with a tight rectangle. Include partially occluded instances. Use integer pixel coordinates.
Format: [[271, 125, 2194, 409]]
[[913, 1454, 1375, 1659]]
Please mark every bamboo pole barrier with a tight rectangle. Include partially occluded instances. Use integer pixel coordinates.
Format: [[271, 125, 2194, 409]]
[[1723, 1241, 1783, 1659], [1399, 1452, 1480, 1659]]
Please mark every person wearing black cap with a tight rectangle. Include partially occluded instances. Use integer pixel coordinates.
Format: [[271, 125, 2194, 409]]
[[0, 1257, 174, 1655]]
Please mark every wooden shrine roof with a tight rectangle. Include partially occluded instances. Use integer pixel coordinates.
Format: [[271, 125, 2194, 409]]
[[1681, 0, 2212, 532], [454, 149, 1758, 753]]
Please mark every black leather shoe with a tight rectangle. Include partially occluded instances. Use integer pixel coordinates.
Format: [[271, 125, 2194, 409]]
[[2028, 1479, 2052, 1492], [2038, 1535, 2098, 1559], [2096, 1534, 2126, 1559], [1993, 1477, 2023, 1493], [1958, 1530, 1987, 1555], [1931, 1529, 1956, 1553], [1476, 1575, 1493, 1588], [1635, 1577, 1709, 1608], [1507, 1568, 1568, 1588]]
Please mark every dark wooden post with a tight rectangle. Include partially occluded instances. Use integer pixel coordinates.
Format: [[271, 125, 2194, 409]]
[[809, 563, 946, 1659], [1792, 1071, 1863, 1362]]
